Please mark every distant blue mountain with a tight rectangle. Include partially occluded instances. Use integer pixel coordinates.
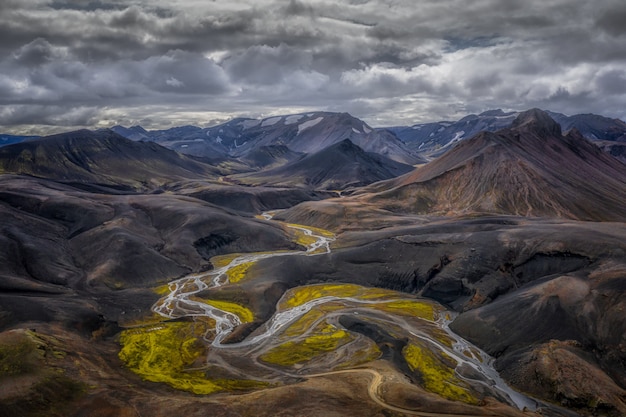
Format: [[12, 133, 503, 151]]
[[384, 109, 626, 157], [0, 134, 40, 147], [110, 112, 424, 165]]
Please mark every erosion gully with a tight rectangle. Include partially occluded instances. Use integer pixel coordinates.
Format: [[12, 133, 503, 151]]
[[152, 213, 537, 412]]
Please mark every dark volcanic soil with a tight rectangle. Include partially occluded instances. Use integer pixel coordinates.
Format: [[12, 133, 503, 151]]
[[1, 111, 625, 417], [243, 214, 626, 416], [0, 175, 301, 330]]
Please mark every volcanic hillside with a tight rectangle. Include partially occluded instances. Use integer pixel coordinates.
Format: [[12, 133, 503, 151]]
[[361, 109, 626, 221], [389, 109, 626, 158], [118, 112, 424, 166], [232, 139, 414, 190], [0, 129, 220, 190], [230, 112, 424, 165], [240, 144, 304, 170], [388, 109, 519, 156], [548, 111, 626, 142]]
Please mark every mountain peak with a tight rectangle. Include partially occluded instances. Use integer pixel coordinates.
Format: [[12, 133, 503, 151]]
[[479, 109, 507, 117], [364, 107, 626, 221], [336, 137, 358, 148], [511, 108, 562, 136]]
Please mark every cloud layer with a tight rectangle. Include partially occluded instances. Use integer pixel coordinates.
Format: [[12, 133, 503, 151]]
[[2, 0, 626, 133]]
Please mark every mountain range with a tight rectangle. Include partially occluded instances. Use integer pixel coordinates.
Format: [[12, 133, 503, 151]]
[[231, 138, 414, 190], [387, 109, 626, 157], [111, 112, 425, 166], [361, 108, 626, 221], [0, 108, 625, 417], [0, 129, 221, 191], [4, 108, 625, 166]]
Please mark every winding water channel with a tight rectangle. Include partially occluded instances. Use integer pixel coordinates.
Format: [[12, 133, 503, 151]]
[[151, 215, 538, 412]]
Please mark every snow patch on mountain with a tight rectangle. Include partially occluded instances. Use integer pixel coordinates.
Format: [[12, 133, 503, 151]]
[[241, 120, 261, 129], [298, 117, 324, 134], [363, 125, 372, 134], [444, 131, 465, 147], [284, 115, 303, 125], [262, 117, 282, 127], [352, 128, 360, 134]]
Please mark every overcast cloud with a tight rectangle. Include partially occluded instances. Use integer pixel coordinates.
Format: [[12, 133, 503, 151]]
[[1, 0, 626, 134]]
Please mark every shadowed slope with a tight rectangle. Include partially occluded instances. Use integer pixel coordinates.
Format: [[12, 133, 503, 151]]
[[0, 129, 219, 190], [361, 109, 626, 221], [598, 141, 626, 164], [227, 112, 423, 165], [0, 175, 301, 329], [233, 139, 414, 190], [240, 144, 304, 170]]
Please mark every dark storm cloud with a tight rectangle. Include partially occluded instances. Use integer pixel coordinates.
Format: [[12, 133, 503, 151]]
[[225, 44, 314, 85], [283, 0, 315, 17], [12, 38, 68, 67], [1, 0, 626, 134], [0, 105, 101, 127], [595, 70, 626, 95], [595, 5, 626, 37]]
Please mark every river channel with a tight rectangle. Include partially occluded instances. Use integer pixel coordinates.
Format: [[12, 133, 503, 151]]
[[151, 215, 537, 412]]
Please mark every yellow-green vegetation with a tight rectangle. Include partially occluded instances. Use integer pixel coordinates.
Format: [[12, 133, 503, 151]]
[[281, 283, 400, 309], [287, 223, 335, 238], [374, 300, 435, 321], [0, 331, 40, 377], [280, 308, 326, 339], [280, 304, 346, 339], [225, 261, 255, 283], [290, 227, 319, 247], [119, 322, 206, 390], [282, 284, 362, 308], [359, 289, 403, 300], [285, 223, 335, 250], [210, 253, 243, 268], [119, 321, 265, 394], [211, 251, 292, 269], [403, 343, 477, 404], [154, 283, 173, 295], [194, 298, 254, 323], [260, 322, 353, 366]]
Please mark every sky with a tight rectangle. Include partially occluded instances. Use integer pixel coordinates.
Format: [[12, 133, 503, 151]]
[[1, 0, 626, 134]]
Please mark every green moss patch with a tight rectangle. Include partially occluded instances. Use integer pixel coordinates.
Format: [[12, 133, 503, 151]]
[[260, 322, 353, 366], [225, 261, 255, 283], [373, 300, 435, 321], [403, 343, 477, 404], [119, 321, 264, 395], [286, 223, 335, 239], [280, 284, 440, 320], [281, 283, 397, 309], [193, 298, 254, 323], [0, 335, 39, 378]]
